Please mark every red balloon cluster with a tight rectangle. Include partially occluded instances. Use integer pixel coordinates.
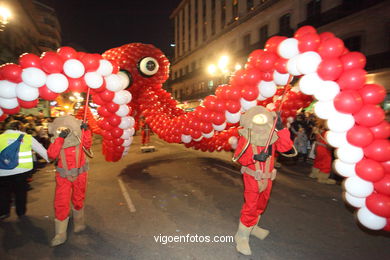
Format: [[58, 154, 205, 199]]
[[75, 106, 102, 135]]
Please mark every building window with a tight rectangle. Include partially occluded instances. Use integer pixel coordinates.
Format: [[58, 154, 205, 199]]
[[194, 0, 198, 46], [243, 34, 251, 48], [232, 0, 238, 21], [185, 65, 189, 74], [191, 61, 196, 71], [247, 0, 254, 11], [259, 25, 268, 48], [211, 0, 216, 35], [188, 3, 191, 51], [202, 0, 207, 41], [306, 0, 321, 19], [279, 13, 291, 36], [174, 71, 178, 79], [180, 68, 183, 77], [344, 35, 362, 52], [221, 0, 226, 29]]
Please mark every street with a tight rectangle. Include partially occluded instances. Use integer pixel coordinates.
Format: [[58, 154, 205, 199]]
[[0, 134, 389, 260]]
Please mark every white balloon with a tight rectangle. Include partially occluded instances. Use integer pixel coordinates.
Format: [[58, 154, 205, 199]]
[[112, 90, 130, 105], [63, 59, 85, 78], [344, 192, 365, 208], [257, 94, 267, 101], [327, 112, 355, 132], [0, 80, 17, 99], [240, 98, 257, 111], [0, 97, 18, 109], [122, 137, 133, 147], [337, 143, 364, 164], [21, 67, 46, 88], [118, 71, 130, 90], [344, 175, 373, 198], [277, 38, 299, 59], [119, 116, 135, 129], [228, 136, 238, 150], [212, 122, 226, 131], [326, 130, 348, 148], [16, 82, 39, 101], [46, 73, 69, 93], [202, 130, 214, 138], [121, 129, 131, 139], [357, 207, 387, 230], [115, 104, 130, 117], [105, 74, 122, 92], [258, 80, 277, 98], [314, 100, 338, 119], [0, 108, 3, 117], [334, 159, 356, 178], [297, 51, 322, 75], [286, 56, 301, 76], [299, 73, 323, 95], [97, 59, 113, 76], [128, 128, 135, 136], [314, 81, 340, 102], [225, 111, 240, 123], [193, 136, 203, 142], [273, 71, 291, 86], [181, 134, 192, 143], [84, 72, 103, 89]]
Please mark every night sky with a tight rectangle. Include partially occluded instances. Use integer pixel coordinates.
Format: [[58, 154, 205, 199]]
[[43, 0, 182, 58]]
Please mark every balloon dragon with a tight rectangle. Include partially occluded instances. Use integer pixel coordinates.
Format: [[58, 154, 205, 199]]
[[0, 26, 388, 231]]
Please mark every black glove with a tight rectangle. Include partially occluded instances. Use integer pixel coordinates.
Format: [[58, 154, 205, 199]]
[[59, 129, 70, 138], [275, 112, 284, 130], [80, 122, 88, 130], [253, 151, 270, 162]]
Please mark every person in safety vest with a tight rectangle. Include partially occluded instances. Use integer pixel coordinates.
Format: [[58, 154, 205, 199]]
[[232, 106, 293, 256], [47, 115, 92, 247], [0, 120, 49, 220]]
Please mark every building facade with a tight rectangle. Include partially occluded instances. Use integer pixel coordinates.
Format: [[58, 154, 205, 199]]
[[169, 0, 390, 108], [0, 0, 61, 64]]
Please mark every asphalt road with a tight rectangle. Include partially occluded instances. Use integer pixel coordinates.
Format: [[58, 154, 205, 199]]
[[0, 134, 389, 260]]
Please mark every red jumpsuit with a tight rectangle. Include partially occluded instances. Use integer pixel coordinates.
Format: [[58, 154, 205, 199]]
[[141, 121, 150, 145], [234, 128, 293, 227], [48, 130, 92, 221], [313, 131, 332, 174]]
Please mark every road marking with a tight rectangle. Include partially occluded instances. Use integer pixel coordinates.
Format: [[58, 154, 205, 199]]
[[117, 178, 136, 213]]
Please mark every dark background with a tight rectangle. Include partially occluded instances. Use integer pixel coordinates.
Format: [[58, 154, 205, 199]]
[[42, 0, 182, 57]]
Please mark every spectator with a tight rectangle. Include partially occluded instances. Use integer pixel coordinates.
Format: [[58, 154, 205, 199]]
[[0, 120, 49, 220], [294, 127, 309, 164]]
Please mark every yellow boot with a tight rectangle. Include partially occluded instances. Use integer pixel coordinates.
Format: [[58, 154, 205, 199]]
[[309, 168, 320, 179], [51, 217, 69, 247], [317, 171, 336, 184], [73, 207, 86, 233], [234, 221, 254, 255], [251, 216, 269, 240]]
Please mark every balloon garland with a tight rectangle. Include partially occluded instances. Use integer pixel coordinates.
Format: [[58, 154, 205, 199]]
[[0, 26, 388, 231]]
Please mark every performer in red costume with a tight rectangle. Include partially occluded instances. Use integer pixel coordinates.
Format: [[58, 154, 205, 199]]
[[233, 106, 293, 256], [309, 120, 335, 184], [140, 116, 150, 146], [47, 115, 92, 247]]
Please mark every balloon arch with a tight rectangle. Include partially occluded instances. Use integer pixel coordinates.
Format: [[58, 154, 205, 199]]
[[0, 26, 389, 231]]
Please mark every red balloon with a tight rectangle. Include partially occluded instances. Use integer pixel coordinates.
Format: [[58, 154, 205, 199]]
[[274, 58, 288, 74], [0, 64, 22, 83], [211, 112, 225, 125], [374, 174, 390, 196], [382, 161, 390, 175], [358, 84, 386, 105], [318, 37, 345, 59], [190, 130, 202, 139], [298, 33, 321, 52], [113, 138, 124, 146], [319, 32, 335, 42], [68, 77, 87, 93], [106, 102, 119, 113], [214, 98, 226, 112], [366, 193, 390, 218], [225, 100, 241, 113], [346, 125, 374, 147], [253, 51, 278, 72], [92, 93, 105, 105], [189, 118, 201, 130], [317, 58, 343, 81], [333, 90, 363, 114], [110, 60, 119, 74], [97, 106, 112, 117], [57, 46, 78, 60], [369, 121, 390, 139], [112, 127, 124, 138], [244, 69, 262, 86], [100, 90, 114, 102], [203, 95, 217, 111], [227, 86, 241, 100], [241, 85, 259, 101], [2, 106, 20, 115], [100, 120, 114, 130], [17, 98, 38, 109], [81, 54, 100, 72], [19, 53, 41, 68], [40, 52, 64, 73], [364, 139, 390, 162], [340, 52, 366, 70], [294, 25, 317, 39], [356, 158, 385, 182], [264, 36, 287, 53], [201, 122, 213, 134], [337, 69, 367, 90], [384, 219, 390, 231], [354, 104, 385, 127], [230, 70, 246, 87], [39, 85, 59, 100]]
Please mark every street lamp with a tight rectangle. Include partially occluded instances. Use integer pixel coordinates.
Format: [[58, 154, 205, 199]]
[[0, 5, 12, 31]]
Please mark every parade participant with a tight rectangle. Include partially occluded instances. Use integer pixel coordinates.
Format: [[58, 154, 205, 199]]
[[140, 116, 150, 146], [0, 120, 49, 220], [233, 106, 293, 255], [47, 115, 92, 246], [309, 120, 335, 184]]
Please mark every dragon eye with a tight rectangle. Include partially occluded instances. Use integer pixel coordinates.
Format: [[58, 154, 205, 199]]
[[138, 57, 159, 77]]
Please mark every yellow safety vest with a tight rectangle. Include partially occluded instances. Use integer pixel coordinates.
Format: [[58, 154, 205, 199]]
[[0, 133, 33, 170]]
